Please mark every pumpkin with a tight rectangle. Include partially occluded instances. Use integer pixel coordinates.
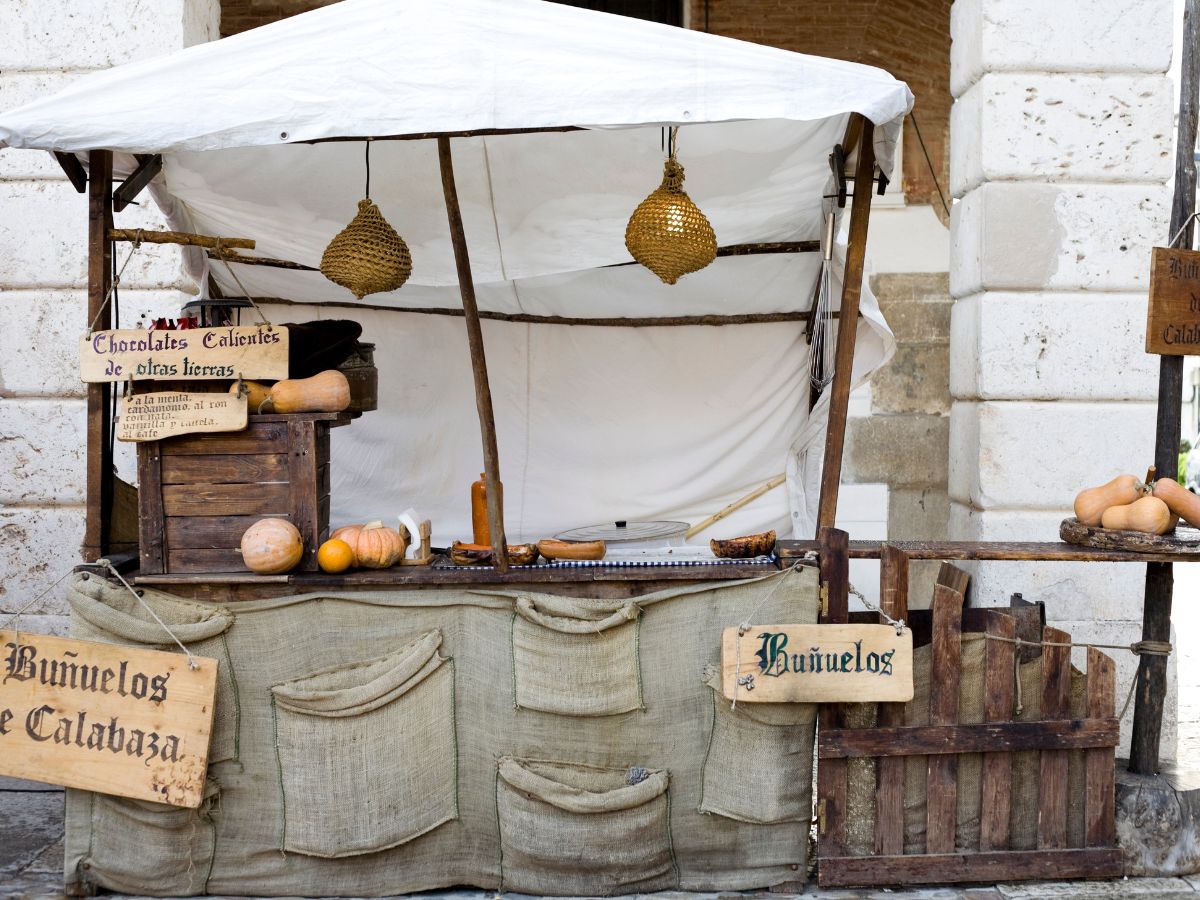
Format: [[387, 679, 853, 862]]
[[316, 538, 355, 573], [1100, 496, 1174, 535], [240, 518, 304, 574], [330, 520, 406, 568], [1073, 475, 1148, 526], [1152, 477, 1200, 528], [230, 371, 351, 414]]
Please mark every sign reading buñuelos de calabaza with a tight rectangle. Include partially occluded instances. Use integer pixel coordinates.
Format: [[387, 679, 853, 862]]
[[79, 325, 288, 382], [720, 623, 914, 703], [0, 630, 217, 808], [1147, 247, 1200, 355]]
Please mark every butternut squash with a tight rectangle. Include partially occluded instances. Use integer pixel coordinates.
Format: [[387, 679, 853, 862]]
[[1100, 495, 1174, 535], [230, 371, 351, 414], [1152, 477, 1200, 528], [1073, 475, 1148, 526]]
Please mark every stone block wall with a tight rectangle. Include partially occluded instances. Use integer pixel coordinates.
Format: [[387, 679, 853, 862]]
[[0, 1, 218, 629], [949, 0, 1175, 756]]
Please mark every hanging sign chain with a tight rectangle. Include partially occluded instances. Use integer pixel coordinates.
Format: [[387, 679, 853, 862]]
[[212, 238, 273, 328]]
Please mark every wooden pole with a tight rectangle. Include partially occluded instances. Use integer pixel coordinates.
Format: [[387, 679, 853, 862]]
[[815, 123, 876, 533], [1130, 0, 1198, 775], [437, 136, 509, 572], [84, 150, 114, 562]]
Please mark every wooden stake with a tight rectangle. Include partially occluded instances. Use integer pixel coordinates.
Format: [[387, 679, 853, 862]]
[[815, 124, 876, 533], [84, 150, 114, 562], [438, 136, 509, 572], [1131, 0, 1198, 776], [685, 473, 785, 539]]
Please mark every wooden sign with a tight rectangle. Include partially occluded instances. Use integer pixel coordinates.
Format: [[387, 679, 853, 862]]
[[1147, 246, 1200, 354], [117, 391, 247, 442], [721, 623, 914, 703], [80, 326, 288, 382], [0, 630, 218, 808]]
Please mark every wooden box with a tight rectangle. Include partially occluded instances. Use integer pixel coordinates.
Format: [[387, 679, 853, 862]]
[[137, 413, 344, 575]]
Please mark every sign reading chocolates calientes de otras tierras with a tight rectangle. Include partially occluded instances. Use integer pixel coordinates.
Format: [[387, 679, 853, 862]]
[[720, 623, 914, 703], [80, 325, 288, 382], [0, 630, 217, 808]]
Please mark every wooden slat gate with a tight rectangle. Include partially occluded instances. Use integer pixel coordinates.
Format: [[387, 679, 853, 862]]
[[815, 529, 1124, 886]]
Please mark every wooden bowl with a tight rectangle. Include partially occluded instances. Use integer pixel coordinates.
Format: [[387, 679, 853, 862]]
[[449, 542, 540, 566], [710, 529, 776, 559]]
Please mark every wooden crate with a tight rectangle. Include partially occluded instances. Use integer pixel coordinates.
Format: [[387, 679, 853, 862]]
[[815, 531, 1123, 887], [137, 413, 343, 574]]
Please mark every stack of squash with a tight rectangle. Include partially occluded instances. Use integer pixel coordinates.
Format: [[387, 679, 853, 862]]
[[1074, 474, 1200, 535]]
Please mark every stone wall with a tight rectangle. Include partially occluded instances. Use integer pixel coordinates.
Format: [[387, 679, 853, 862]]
[[949, 0, 1175, 756], [0, 0, 218, 631]]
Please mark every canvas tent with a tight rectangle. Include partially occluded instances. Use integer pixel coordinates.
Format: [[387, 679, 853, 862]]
[[0, 0, 914, 546]]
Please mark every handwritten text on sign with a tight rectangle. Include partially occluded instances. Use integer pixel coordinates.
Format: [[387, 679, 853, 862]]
[[118, 392, 248, 442], [1147, 247, 1200, 355], [721, 623, 914, 703], [0, 630, 217, 808], [79, 326, 289, 382]]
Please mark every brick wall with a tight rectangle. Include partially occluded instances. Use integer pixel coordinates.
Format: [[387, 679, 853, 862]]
[[690, 0, 950, 207], [220, 0, 337, 36]]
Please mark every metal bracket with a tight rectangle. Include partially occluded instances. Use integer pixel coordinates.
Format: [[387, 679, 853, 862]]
[[828, 145, 848, 208], [819, 583, 830, 618], [817, 798, 827, 834]]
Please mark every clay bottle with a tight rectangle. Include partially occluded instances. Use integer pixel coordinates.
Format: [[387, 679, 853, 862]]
[[471, 473, 490, 545]]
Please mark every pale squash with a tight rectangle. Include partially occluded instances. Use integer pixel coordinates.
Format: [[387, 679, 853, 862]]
[[229, 380, 273, 413], [269, 370, 351, 414], [1073, 474, 1148, 526], [330, 520, 406, 568], [1100, 496, 1174, 535], [240, 518, 304, 574], [1152, 477, 1200, 528]]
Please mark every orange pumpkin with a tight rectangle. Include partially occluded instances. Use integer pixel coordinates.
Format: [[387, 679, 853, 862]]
[[240, 518, 304, 574], [317, 538, 355, 573], [330, 521, 406, 569]]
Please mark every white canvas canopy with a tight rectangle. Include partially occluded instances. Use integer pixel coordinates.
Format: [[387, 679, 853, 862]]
[[0, 0, 914, 545]]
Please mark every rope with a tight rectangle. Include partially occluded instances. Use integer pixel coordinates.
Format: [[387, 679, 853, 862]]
[[0, 568, 78, 634], [212, 239, 273, 328], [87, 229, 144, 333], [848, 583, 906, 635], [910, 112, 950, 218], [92, 560, 199, 670], [731, 561, 809, 709]]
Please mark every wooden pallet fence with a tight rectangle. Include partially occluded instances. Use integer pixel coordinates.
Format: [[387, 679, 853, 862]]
[[814, 532, 1123, 887]]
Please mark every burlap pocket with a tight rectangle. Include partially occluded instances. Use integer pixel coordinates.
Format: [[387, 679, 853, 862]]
[[270, 629, 457, 858], [496, 757, 675, 895], [86, 780, 219, 896], [68, 578, 240, 764], [699, 670, 815, 824], [511, 594, 643, 716]]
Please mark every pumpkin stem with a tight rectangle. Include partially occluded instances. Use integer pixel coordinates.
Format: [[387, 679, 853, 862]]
[[364, 520, 385, 529]]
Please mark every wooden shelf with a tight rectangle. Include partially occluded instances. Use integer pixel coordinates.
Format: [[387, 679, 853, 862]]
[[776, 538, 1200, 564]]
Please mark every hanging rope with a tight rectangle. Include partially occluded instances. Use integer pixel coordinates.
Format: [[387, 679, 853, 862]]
[[910, 111, 950, 219], [212, 238, 273, 328], [87, 228, 144, 333], [731, 561, 811, 709], [0, 562, 199, 671]]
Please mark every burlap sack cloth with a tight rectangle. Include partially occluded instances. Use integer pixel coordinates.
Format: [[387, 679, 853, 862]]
[[63, 566, 818, 897], [844, 634, 1088, 856]]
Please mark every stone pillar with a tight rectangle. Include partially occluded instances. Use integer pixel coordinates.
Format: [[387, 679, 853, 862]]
[[0, 0, 219, 632], [949, 0, 1175, 755]]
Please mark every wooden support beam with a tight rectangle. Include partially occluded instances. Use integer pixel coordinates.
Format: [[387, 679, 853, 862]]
[[84, 150, 114, 562], [816, 527, 849, 860], [54, 151, 87, 193], [109, 229, 255, 250], [1132, 0, 1198, 776], [815, 123, 875, 533], [301, 125, 585, 144], [112, 154, 162, 212], [438, 136, 509, 572]]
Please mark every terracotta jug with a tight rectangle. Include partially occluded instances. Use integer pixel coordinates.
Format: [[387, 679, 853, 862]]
[[471, 473, 490, 545]]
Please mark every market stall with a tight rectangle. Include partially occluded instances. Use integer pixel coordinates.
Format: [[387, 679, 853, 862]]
[[0, 0, 1151, 895]]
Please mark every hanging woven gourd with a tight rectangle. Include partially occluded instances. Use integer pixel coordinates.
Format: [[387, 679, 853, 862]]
[[625, 132, 717, 285], [319, 142, 412, 299]]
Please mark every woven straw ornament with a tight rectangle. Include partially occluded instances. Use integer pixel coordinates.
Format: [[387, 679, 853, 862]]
[[320, 198, 412, 299], [625, 158, 717, 285]]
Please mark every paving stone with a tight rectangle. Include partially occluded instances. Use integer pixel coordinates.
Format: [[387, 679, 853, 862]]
[[996, 878, 1196, 899], [1117, 766, 1200, 877], [0, 792, 63, 876]]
